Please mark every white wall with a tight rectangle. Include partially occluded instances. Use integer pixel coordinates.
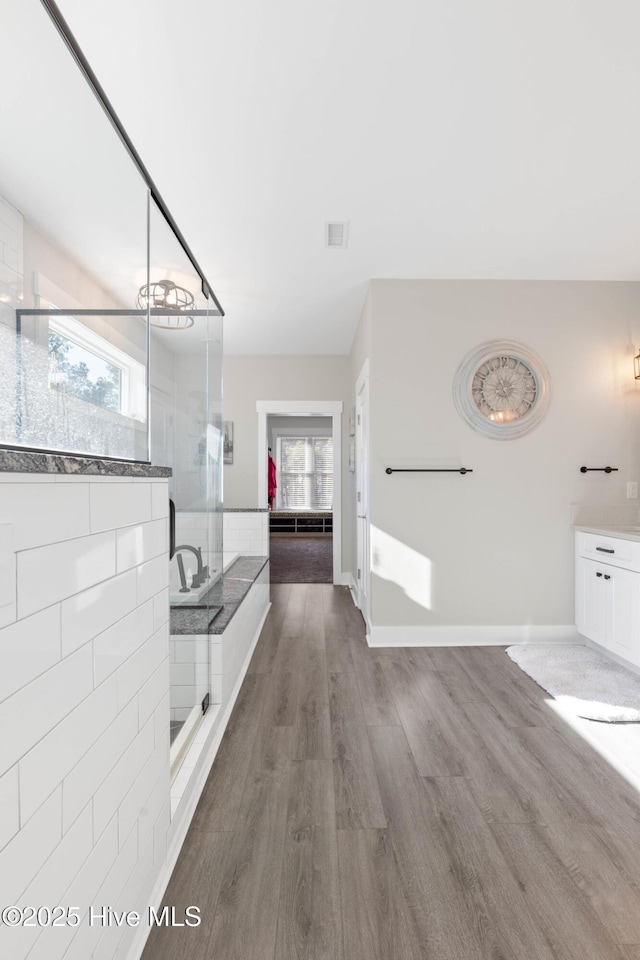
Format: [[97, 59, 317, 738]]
[[172, 354, 223, 509], [23, 220, 122, 313], [0, 195, 23, 447], [267, 415, 332, 452], [0, 474, 171, 960], [350, 279, 640, 635], [0, 193, 23, 327], [223, 355, 351, 568]]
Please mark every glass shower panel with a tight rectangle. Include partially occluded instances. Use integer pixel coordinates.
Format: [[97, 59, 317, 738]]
[[149, 201, 223, 767], [0, 0, 150, 461]]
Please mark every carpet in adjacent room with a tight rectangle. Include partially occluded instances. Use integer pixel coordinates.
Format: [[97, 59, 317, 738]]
[[269, 536, 333, 583]]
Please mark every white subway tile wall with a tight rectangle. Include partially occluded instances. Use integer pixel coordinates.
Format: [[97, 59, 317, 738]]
[[0, 476, 171, 960], [222, 511, 269, 557], [169, 565, 270, 821]]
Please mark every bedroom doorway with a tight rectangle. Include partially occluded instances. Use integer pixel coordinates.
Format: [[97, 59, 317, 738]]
[[256, 400, 343, 585]]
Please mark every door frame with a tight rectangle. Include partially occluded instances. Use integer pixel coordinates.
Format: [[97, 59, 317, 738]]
[[355, 360, 371, 626], [257, 399, 344, 585]]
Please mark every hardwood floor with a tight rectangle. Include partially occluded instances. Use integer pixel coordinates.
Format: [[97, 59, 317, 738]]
[[143, 584, 640, 960]]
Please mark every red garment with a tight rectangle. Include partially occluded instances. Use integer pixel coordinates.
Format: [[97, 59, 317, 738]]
[[268, 455, 277, 504]]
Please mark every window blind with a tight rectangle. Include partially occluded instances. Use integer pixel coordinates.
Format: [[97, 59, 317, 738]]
[[277, 436, 333, 510]]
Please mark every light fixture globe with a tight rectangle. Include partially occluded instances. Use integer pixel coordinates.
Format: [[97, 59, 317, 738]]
[[137, 280, 195, 330]]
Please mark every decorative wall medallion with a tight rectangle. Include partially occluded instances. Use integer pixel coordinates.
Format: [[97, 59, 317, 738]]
[[453, 340, 550, 440]]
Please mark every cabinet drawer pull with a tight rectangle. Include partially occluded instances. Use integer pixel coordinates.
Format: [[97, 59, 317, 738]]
[[596, 547, 615, 554], [604, 574, 611, 580], [596, 572, 603, 577]]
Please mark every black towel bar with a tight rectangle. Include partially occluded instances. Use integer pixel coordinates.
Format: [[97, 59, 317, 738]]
[[579, 466, 618, 474], [385, 467, 473, 475]]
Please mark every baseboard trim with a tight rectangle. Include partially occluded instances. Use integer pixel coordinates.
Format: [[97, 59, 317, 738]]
[[127, 598, 271, 960], [333, 571, 355, 590], [367, 624, 580, 647]]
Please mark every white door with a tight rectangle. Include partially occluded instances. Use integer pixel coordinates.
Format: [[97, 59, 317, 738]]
[[356, 372, 370, 623]]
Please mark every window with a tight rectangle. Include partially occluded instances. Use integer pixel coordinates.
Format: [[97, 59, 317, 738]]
[[47, 313, 146, 421], [277, 436, 333, 510], [49, 327, 122, 413]]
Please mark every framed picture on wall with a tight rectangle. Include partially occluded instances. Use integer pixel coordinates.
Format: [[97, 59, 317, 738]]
[[223, 421, 234, 464]]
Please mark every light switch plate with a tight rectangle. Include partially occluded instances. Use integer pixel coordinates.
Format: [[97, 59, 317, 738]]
[[627, 482, 638, 500]]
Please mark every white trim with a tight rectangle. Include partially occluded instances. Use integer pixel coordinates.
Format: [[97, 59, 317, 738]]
[[257, 400, 344, 415], [127, 598, 271, 960], [354, 360, 370, 620], [334, 571, 356, 590], [367, 624, 580, 647], [257, 400, 343, 584]]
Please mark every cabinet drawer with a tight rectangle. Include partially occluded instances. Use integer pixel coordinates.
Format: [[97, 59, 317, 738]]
[[576, 532, 640, 572]]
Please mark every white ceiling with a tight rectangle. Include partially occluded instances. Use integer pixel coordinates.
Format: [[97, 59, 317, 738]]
[[37, 1, 640, 353]]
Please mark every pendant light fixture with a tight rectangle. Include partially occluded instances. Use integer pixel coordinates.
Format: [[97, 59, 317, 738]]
[[137, 279, 195, 330]]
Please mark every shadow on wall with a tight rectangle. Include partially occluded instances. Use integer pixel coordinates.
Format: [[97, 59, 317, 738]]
[[371, 525, 433, 610]]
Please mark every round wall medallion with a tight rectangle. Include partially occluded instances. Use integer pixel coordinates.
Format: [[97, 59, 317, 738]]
[[453, 340, 550, 440]]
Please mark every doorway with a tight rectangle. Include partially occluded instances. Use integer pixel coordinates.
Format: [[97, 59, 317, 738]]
[[268, 414, 333, 582], [256, 400, 343, 584]]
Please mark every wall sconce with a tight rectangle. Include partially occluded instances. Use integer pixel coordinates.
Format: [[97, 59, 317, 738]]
[[635, 348, 640, 380], [137, 280, 195, 330]]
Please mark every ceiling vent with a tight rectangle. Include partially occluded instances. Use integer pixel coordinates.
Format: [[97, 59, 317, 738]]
[[325, 221, 349, 249]]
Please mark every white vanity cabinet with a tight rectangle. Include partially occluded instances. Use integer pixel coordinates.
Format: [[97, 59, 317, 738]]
[[575, 531, 640, 666]]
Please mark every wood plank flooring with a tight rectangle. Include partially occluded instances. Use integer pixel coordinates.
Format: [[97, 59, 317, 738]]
[[143, 584, 640, 960]]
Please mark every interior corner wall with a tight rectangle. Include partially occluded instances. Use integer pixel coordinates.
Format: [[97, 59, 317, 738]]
[[222, 355, 351, 569], [366, 279, 640, 629]]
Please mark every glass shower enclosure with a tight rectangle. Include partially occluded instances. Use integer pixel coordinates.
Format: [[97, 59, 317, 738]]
[[149, 204, 223, 762], [0, 0, 224, 784]]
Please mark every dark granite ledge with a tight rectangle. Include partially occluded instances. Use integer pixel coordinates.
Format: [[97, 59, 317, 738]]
[[269, 510, 332, 517], [224, 507, 269, 513], [0, 449, 172, 478], [170, 556, 268, 635], [225, 556, 269, 581]]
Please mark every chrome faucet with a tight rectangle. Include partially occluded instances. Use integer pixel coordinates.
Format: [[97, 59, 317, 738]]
[[174, 544, 209, 589]]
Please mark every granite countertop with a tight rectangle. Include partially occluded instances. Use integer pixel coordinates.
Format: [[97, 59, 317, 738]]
[[170, 556, 269, 635], [574, 524, 640, 543], [224, 507, 269, 513], [0, 448, 171, 478], [270, 510, 333, 517]]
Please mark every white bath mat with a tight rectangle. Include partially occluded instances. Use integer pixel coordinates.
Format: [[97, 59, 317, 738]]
[[506, 644, 640, 722]]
